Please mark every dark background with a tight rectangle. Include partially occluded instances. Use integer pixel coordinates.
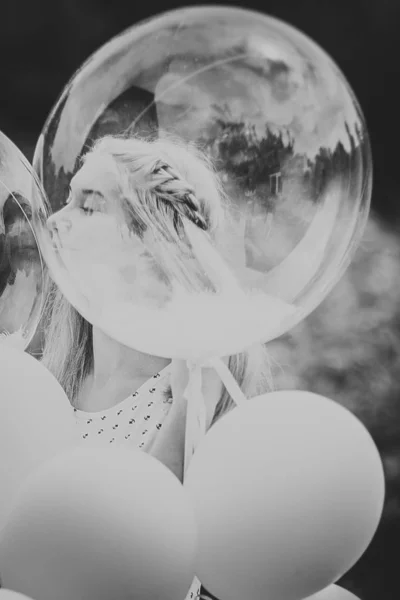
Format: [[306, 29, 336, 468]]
[[2, 0, 399, 228], [1, 1, 399, 599]]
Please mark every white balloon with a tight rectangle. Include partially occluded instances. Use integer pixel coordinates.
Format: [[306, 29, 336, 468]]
[[0, 591, 36, 600], [0, 446, 197, 600], [185, 390, 385, 600], [0, 344, 76, 531], [305, 584, 361, 600]]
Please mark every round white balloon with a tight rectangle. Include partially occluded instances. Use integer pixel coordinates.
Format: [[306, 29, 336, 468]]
[[305, 584, 361, 600], [185, 390, 385, 600], [0, 446, 197, 600], [0, 344, 76, 531]]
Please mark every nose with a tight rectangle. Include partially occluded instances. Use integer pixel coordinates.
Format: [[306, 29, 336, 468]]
[[46, 214, 59, 240]]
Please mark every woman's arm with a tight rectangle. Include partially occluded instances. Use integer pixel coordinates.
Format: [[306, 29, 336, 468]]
[[147, 359, 224, 482], [147, 388, 187, 482]]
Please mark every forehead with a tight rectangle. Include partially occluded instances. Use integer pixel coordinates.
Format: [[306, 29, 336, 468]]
[[71, 153, 119, 194]]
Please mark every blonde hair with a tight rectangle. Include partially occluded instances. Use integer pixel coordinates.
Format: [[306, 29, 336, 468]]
[[41, 133, 273, 424]]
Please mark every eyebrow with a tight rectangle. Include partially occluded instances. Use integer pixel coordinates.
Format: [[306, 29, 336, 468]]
[[80, 189, 105, 198]]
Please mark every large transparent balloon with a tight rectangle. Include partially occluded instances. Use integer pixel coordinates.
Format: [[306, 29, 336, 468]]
[[32, 6, 371, 360], [0, 132, 45, 349]]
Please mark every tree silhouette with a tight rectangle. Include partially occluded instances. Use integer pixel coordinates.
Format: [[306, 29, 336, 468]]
[[199, 118, 296, 208]]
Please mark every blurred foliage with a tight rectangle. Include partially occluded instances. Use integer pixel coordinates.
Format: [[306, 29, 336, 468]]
[[201, 119, 361, 203]]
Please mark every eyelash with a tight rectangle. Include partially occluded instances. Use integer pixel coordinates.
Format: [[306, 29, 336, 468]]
[[82, 196, 98, 215], [64, 187, 97, 215], [81, 206, 94, 215]]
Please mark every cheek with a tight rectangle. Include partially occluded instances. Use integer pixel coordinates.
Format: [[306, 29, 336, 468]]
[[58, 214, 115, 251], [61, 214, 138, 268]]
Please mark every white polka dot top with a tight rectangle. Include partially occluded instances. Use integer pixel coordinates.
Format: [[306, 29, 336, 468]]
[[74, 368, 172, 450], [73, 364, 201, 600]]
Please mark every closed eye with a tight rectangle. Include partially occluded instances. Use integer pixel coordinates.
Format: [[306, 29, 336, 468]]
[[64, 187, 105, 214], [81, 192, 105, 215]]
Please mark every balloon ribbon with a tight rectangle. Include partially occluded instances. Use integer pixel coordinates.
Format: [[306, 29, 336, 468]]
[[183, 356, 247, 476]]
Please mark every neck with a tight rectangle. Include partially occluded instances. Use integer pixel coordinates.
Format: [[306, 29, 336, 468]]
[[91, 326, 171, 388]]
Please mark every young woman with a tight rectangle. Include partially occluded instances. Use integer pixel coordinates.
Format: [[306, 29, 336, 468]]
[[41, 133, 272, 600]]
